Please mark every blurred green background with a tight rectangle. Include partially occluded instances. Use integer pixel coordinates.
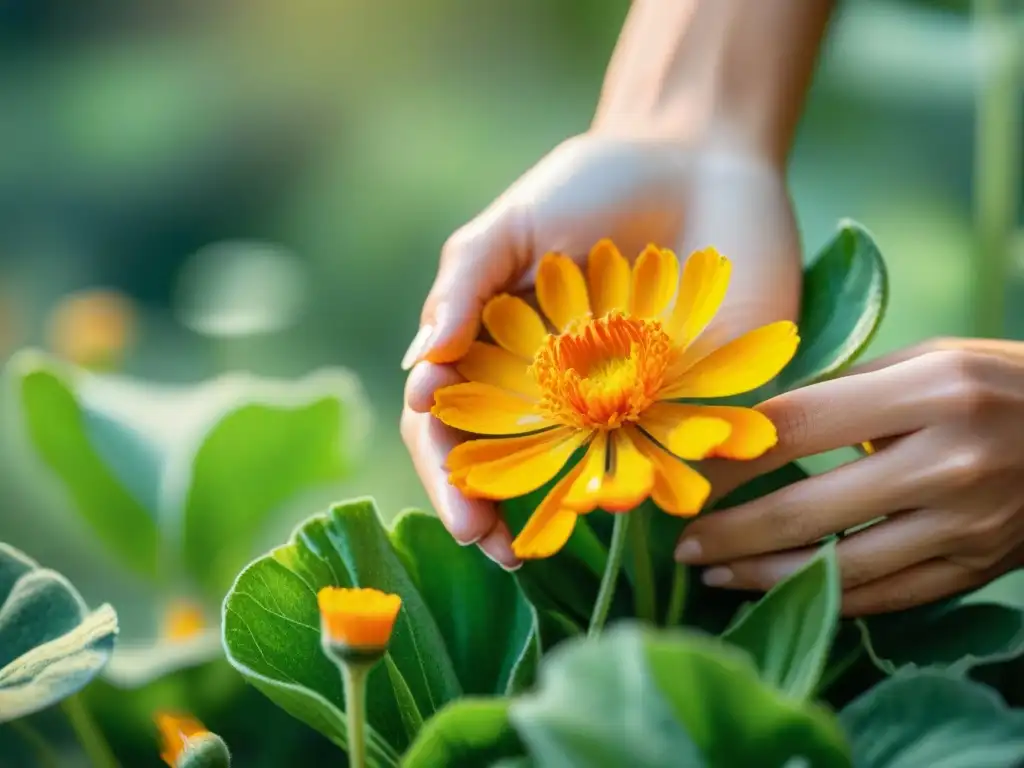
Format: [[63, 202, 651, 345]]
[[0, 0, 1020, 761]]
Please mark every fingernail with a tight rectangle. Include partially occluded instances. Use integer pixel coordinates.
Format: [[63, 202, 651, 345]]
[[702, 567, 733, 587], [401, 324, 436, 371], [477, 542, 523, 572], [455, 533, 483, 547], [675, 538, 702, 563]]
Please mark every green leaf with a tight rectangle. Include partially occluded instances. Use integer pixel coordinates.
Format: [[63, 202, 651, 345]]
[[402, 699, 525, 768], [774, 220, 889, 391], [510, 623, 851, 767], [0, 542, 119, 722], [8, 350, 369, 600], [721, 541, 841, 699], [222, 499, 536, 762], [860, 571, 1024, 674], [840, 670, 1024, 768]]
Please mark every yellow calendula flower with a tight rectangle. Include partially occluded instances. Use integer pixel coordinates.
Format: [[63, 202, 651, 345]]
[[161, 599, 206, 642], [155, 712, 209, 767], [317, 586, 402, 651], [433, 240, 799, 560]]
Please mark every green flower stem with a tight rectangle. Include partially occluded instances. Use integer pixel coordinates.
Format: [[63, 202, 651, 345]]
[[10, 720, 62, 768], [61, 693, 120, 768], [665, 563, 688, 627], [628, 507, 656, 623], [589, 512, 631, 637], [342, 661, 372, 768]]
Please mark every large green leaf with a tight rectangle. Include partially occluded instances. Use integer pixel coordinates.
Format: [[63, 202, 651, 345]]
[[0, 542, 118, 722], [401, 699, 525, 767], [721, 541, 840, 699], [860, 571, 1024, 674], [510, 624, 852, 767], [840, 670, 1024, 768], [221, 499, 537, 764], [774, 220, 889, 391], [9, 350, 369, 600]]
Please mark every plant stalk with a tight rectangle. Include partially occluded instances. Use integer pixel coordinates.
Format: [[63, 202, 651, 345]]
[[589, 512, 631, 637], [342, 661, 371, 768], [61, 693, 120, 768], [628, 506, 657, 623], [665, 563, 688, 627]]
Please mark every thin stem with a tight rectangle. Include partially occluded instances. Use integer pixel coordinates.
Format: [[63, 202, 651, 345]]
[[589, 513, 631, 637], [665, 563, 688, 627], [628, 506, 657, 623], [10, 720, 62, 768], [61, 694, 120, 768], [342, 662, 371, 768], [814, 643, 864, 699]]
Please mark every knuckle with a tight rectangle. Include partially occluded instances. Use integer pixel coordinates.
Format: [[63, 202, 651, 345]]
[[763, 397, 811, 456], [942, 444, 993, 489], [928, 350, 998, 418]]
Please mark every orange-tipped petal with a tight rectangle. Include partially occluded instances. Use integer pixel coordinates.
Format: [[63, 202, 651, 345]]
[[658, 321, 799, 399], [630, 427, 711, 516], [433, 382, 552, 435], [587, 239, 630, 318], [457, 427, 589, 500], [317, 587, 402, 649], [563, 429, 653, 513], [447, 429, 569, 471], [511, 464, 584, 559], [482, 294, 549, 360], [645, 403, 778, 460], [537, 253, 590, 331], [455, 341, 541, 399], [629, 244, 679, 319], [639, 403, 732, 460], [665, 247, 731, 345]]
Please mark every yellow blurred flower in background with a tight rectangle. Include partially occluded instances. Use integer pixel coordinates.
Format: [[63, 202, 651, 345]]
[[46, 288, 136, 369], [155, 712, 210, 767], [432, 240, 799, 560]]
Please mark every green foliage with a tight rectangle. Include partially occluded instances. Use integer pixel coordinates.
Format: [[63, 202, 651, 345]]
[[174, 732, 232, 768], [840, 670, 1024, 768], [0, 542, 118, 722], [721, 542, 840, 699], [221, 498, 538, 767], [401, 699, 524, 768]]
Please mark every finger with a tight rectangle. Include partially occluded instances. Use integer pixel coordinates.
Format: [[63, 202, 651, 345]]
[[402, 204, 529, 370], [677, 429, 966, 564], [701, 509, 954, 592], [477, 517, 521, 572], [846, 337, 1024, 376], [400, 406, 510, 554], [840, 556, 1005, 617], [404, 361, 465, 413]]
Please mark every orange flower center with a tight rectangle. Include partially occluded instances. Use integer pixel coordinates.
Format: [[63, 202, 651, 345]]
[[530, 311, 673, 430]]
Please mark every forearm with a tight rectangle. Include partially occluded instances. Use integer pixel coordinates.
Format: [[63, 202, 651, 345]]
[[592, 0, 835, 165]]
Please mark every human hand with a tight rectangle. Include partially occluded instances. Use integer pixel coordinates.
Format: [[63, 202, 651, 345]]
[[675, 338, 1024, 615], [401, 133, 802, 568]]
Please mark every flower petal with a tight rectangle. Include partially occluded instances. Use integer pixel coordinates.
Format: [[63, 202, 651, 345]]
[[482, 294, 548, 360], [630, 426, 711, 516], [587, 239, 630, 318], [665, 247, 731, 344], [457, 428, 590, 500], [645, 403, 777, 460], [447, 429, 570, 472], [629, 244, 679, 319], [564, 429, 653, 513], [456, 341, 540, 399], [639, 403, 732, 460], [537, 253, 590, 331], [511, 465, 583, 559], [658, 321, 799, 399], [433, 382, 552, 435]]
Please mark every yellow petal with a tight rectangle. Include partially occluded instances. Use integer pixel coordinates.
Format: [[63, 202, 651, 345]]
[[317, 587, 402, 648], [587, 239, 630, 318], [630, 427, 711, 516], [665, 247, 731, 344], [639, 403, 732, 460], [658, 321, 799, 399], [511, 464, 584, 559], [482, 294, 548, 360], [433, 382, 552, 435], [456, 341, 540, 399], [458, 428, 589, 499], [646, 404, 778, 460], [564, 429, 653, 513], [537, 253, 590, 331], [447, 429, 568, 472], [629, 244, 679, 319]]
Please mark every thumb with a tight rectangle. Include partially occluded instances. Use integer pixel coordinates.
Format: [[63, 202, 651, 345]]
[[401, 203, 529, 370]]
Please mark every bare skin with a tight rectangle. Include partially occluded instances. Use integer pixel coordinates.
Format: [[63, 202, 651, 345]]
[[677, 338, 1024, 616]]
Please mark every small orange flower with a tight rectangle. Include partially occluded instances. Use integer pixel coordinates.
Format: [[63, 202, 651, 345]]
[[317, 587, 402, 650], [46, 289, 136, 368], [155, 712, 208, 767], [432, 241, 800, 559], [161, 600, 206, 642]]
